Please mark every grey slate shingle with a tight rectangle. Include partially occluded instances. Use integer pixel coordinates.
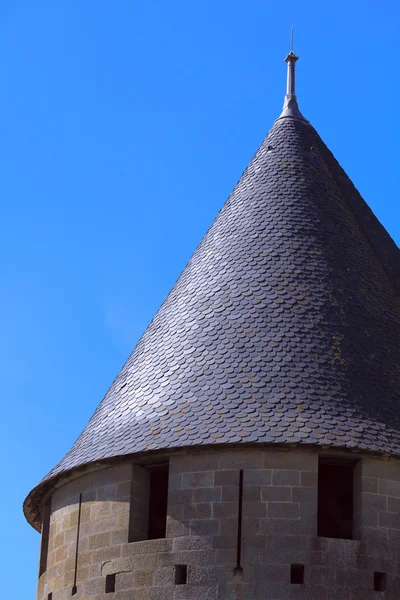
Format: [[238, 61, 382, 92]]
[[24, 111, 400, 529]]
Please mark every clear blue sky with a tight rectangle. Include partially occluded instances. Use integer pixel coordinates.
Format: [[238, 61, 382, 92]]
[[1, 1, 398, 597]]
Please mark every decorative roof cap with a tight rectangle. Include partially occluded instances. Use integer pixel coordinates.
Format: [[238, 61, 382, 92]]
[[279, 33, 305, 120]]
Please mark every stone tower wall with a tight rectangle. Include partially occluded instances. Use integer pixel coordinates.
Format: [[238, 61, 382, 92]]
[[37, 449, 400, 600]]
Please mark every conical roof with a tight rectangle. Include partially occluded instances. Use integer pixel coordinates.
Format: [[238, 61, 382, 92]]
[[25, 53, 400, 529]]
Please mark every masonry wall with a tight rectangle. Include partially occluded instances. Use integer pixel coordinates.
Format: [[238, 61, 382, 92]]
[[37, 449, 400, 600]]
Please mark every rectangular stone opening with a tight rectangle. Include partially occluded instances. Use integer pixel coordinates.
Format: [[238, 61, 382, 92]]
[[47, 594, 52, 600], [105, 573, 116, 593], [317, 456, 358, 539], [291, 564, 304, 584], [38, 500, 51, 577], [374, 572, 386, 592], [175, 565, 187, 585], [148, 464, 169, 540], [128, 462, 169, 542]]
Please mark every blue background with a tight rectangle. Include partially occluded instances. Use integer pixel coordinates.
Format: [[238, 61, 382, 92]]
[[1, 1, 398, 597]]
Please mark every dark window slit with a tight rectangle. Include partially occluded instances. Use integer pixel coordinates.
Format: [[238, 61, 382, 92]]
[[39, 501, 51, 577], [48, 594, 52, 600], [105, 573, 116, 593], [317, 457, 358, 540], [175, 565, 187, 585], [235, 469, 244, 572], [71, 493, 82, 596], [374, 572, 386, 592], [291, 564, 304, 584], [148, 464, 169, 539]]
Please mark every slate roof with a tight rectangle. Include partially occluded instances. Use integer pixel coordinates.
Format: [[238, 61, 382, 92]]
[[24, 60, 400, 529]]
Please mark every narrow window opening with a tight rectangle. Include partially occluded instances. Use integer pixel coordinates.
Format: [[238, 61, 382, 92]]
[[105, 573, 116, 593], [71, 493, 82, 597], [175, 565, 187, 585], [48, 594, 52, 600], [291, 564, 304, 584], [374, 572, 386, 592], [236, 470, 244, 572], [39, 501, 51, 577], [317, 457, 358, 539], [147, 464, 169, 540]]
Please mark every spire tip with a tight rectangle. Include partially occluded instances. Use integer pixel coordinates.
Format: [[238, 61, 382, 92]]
[[278, 29, 304, 120]]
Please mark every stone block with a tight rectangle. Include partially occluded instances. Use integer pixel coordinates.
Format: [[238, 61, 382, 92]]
[[79, 576, 106, 596], [243, 485, 261, 501], [184, 502, 212, 520], [219, 450, 264, 470], [215, 549, 236, 564], [182, 472, 214, 488], [222, 486, 240, 501], [166, 516, 190, 537], [242, 501, 267, 518], [115, 571, 136, 590], [174, 584, 218, 600], [190, 518, 220, 536], [258, 517, 292, 536], [190, 453, 221, 472], [307, 565, 336, 586], [172, 535, 213, 551], [135, 568, 155, 587], [122, 538, 172, 555], [117, 480, 131, 498], [358, 526, 388, 550], [292, 486, 317, 505], [362, 458, 400, 482], [193, 487, 221, 502], [362, 476, 378, 494], [188, 565, 221, 585], [89, 532, 111, 550], [379, 511, 400, 529], [257, 563, 288, 582], [158, 549, 215, 567], [76, 565, 89, 581], [267, 502, 300, 519], [92, 544, 122, 563], [261, 486, 292, 502], [362, 492, 387, 526], [169, 489, 194, 504], [101, 556, 134, 577], [168, 473, 183, 491], [127, 553, 159, 569], [301, 471, 318, 487], [242, 517, 262, 537], [212, 534, 236, 549], [90, 502, 112, 521], [213, 501, 237, 519], [220, 518, 238, 536], [243, 469, 272, 486], [272, 470, 300, 486], [153, 566, 175, 586], [264, 450, 317, 471], [96, 484, 118, 501], [215, 470, 240, 486], [169, 454, 192, 473], [335, 569, 367, 590], [388, 496, 400, 513]]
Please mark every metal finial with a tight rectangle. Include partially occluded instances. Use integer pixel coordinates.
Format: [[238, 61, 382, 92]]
[[278, 29, 305, 120]]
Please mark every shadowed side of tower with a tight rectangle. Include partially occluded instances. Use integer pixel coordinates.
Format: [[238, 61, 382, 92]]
[[26, 49, 400, 600]]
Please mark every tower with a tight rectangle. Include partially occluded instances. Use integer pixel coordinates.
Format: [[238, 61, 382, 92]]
[[25, 49, 400, 600]]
